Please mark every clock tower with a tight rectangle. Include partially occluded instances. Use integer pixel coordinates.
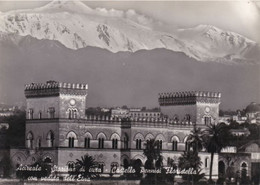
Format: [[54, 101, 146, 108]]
[[24, 81, 88, 149], [25, 81, 88, 120]]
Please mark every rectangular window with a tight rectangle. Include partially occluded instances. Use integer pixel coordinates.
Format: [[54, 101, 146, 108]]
[[48, 107, 55, 119], [172, 141, 178, 151], [124, 137, 128, 149], [99, 138, 104, 149], [28, 109, 34, 119], [204, 117, 212, 125], [85, 138, 90, 148], [112, 139, 118, 149], [69, 137, 74, 148], [38, 111, 42, 119]]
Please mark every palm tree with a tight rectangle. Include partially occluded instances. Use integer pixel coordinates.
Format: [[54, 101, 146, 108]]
[[187, 125, 203, 152], [75, 154, 98, 178], [202, 123, 230, 181], [143, 139, 161, 169], [178, 151, 202, 174], [141, 139, 162, 185]]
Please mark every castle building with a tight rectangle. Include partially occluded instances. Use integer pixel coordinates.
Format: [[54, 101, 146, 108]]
[[10, 81, 221, 178]]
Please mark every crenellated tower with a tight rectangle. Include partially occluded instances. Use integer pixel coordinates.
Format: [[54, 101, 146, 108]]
[[24, 81, 88, 149], [158, 91, 221, 126], [25, 80, 88, 120]]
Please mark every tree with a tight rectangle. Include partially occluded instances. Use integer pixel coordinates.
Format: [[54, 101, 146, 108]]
[[187, 125, 203, 153], [74, 154, 98, 179], [202, 123, 231, 181], [4, 110, 26, 147], [165, 158, 177, 184], [141, 139, 164, 185], [178, 150, 204, 184], [0, 154, 12, 178], [143, 139, 161, 170]]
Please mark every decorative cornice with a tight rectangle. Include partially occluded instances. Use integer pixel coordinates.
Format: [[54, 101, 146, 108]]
[[25, 81, 88, 98], [158, 91, 221, 106]]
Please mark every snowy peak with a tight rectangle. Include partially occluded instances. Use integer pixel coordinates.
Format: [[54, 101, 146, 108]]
[[176, 24, 258, 63], [0, 0, 259, 64], [178, 24, 254, 45], [35, 0, 93, 14]]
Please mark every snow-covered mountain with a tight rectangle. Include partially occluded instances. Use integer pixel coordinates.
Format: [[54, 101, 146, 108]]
[[0, 0, 259, 64]]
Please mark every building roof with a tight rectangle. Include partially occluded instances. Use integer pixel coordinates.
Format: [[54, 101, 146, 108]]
[[245, 102, 260, 113], [238, 140, 260, 153]]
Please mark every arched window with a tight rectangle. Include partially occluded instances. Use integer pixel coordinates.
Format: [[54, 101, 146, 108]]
[[204, 117, 211, 125], [184, 136, 190, 151], [69, 137, 75, 147], [134, 133, 144, 150], [171, 136, 179, 151], [112, 139, 118, 149], [68, 108, 78, 119], [241, 162, 248, 178], [136, 139, 142, 150], [37, 137, 41, 148], [67, 161, 75, 172], [47, 131, 54, 147], [111, 133, 120, 149], [84, 138, 90, 148], [97, 132, 106, 149], [67, 131, 77, 148], [26, 131, 34, 149], [98, 138, 104, 149], [157, 140, 162, 150]]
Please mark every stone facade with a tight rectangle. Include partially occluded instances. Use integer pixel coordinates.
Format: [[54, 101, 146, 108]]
[[159, 91, 221, 126], [10, 81, 220, 179]]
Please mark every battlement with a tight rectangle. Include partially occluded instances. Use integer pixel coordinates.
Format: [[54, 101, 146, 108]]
[[158, 91, 221, 106], [84, 115, 193, 127], [25, 81, 88, 98]]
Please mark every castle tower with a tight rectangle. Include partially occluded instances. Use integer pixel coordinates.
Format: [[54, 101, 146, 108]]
[[158, 91, 221, 126], [24, 81, 88, 149]]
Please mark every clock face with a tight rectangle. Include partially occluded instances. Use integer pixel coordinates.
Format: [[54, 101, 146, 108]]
[[205, 107, 210, 113], [69, 99, 76, 106]]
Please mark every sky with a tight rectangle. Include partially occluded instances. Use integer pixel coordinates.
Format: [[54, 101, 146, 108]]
[[0, 1, 259, 43]]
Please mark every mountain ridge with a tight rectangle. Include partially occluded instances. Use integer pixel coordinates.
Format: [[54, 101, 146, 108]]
[[0, 0, 259, 64], [0, 34, 259, 109]]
